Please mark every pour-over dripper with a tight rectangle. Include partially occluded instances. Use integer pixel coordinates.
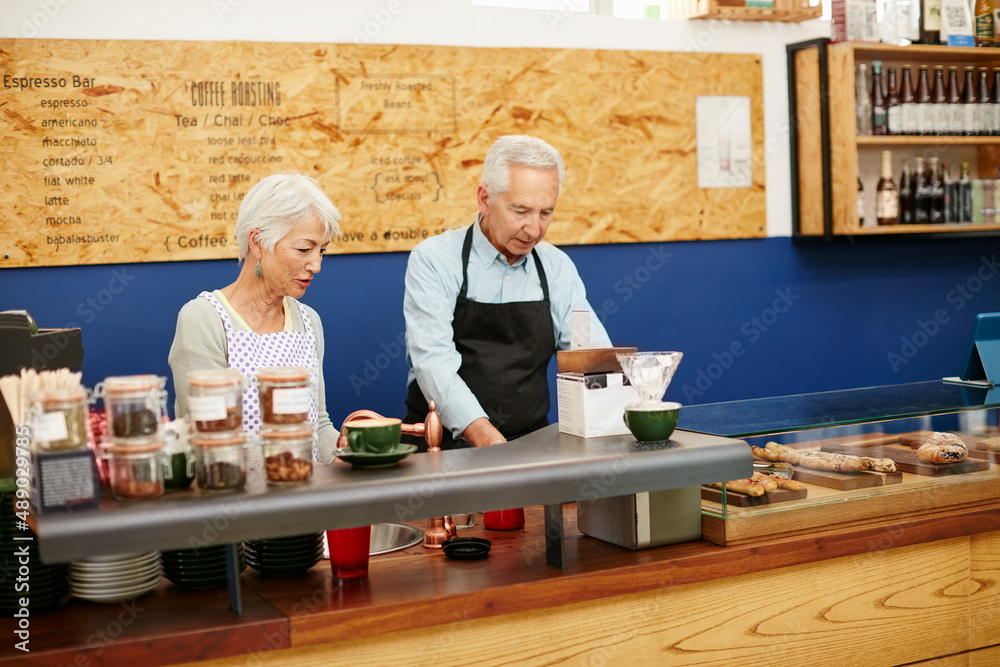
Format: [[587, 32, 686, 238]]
[[615, 351, 683, 405]]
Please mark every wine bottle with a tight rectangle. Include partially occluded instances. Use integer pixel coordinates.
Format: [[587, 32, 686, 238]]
[[899, 161, 913, 224], [928, 156, 944, 223], [900, 65, 918, 135], [978, 67, 994, 135], [922, 0, 942, 43], [877, 151, 899, 225], [947, 66, 962, 135], [975, 0, 996, 47], [959, 162, 972, 222], [856, 63, 873, 135], [916, 64, 933, 135], [932, 65, 948, 135], [913, 156, 930, 223], [873, 61, 888, 135], [993, 68, 1000, 134], [886, 67, 900, 134], [942, 163, 956, 222], [857, 176, 865, 226], [962, 66, 979, 135]]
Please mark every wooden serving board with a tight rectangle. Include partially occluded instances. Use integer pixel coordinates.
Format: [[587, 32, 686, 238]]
[[823, 443, 990, 476], [788, 467, 897, 490], [700, 485, 807, 507]]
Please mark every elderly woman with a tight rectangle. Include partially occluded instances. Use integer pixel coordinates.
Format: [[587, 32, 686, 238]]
[[168, 171, 341, 462]]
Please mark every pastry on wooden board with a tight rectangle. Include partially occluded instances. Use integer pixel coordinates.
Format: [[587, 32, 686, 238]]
[[751, 441, 895, 473]]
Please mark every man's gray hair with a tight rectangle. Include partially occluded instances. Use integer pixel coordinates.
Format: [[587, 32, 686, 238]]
[[235, 171, 341, 262], [481, 135, 565, 203]]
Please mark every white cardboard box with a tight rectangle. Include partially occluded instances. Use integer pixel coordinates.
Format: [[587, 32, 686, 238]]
[[556, 371, 637, 438]]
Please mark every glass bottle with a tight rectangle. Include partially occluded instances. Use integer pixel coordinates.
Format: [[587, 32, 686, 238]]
[[962, 66, 979, 135], [921, 0, 941, 43], [872, 61, 888, 135], [877, 151, 899, 225], [931, 65, 948, 135], [899, 161, 913, 224], [886, 67, 900, 134], [927, 156, 945, 223], [958, 162, 973, 222], [856, 63, 873, 135], [942, 163, 956, 223], [857, 176, 865, 226], [900, 65, 917, 135], [916, 64, 933, 135], [913, 156, 930, 224], [975, 0, 996, 47], [978, 67, 993, 135], [993, 68, 1000, 134], [947, 66, 962, 135]]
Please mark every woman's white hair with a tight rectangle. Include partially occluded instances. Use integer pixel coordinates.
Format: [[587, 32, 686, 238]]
[[235, 171, 341, 262], [481, 135, 565, 204]]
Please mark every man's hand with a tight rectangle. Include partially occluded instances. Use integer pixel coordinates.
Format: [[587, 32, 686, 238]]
[[462, 417, 506, 448]]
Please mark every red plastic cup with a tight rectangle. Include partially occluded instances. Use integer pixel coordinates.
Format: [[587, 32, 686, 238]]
[[483, 508, 525, 531], [326, 525, 372, 578]]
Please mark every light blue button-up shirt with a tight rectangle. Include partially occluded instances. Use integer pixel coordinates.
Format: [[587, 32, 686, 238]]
[[404, 221, 612, 440]]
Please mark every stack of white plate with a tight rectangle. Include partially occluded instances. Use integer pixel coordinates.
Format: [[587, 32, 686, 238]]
[[69, 552, 161, 603]]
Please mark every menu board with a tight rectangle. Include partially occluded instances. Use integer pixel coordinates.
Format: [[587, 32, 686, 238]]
[[0, 39, 765, 268]]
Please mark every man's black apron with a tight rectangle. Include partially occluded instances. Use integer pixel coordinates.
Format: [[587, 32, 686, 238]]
[[406, 225, 556, 450]]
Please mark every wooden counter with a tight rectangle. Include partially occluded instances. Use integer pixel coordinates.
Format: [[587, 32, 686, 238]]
[[7, 501, 999, 666]]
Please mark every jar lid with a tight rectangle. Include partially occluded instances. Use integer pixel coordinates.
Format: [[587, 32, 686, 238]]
[[191, 434, 246, 448], [189, 368, 244, 388], [255, 366, 309, 383], [104, 440, 164, 455], [33, 386, 88, 404], [107, 434, 163, 448], [260, 427, 314, 442], [102, 374, 165, 393]]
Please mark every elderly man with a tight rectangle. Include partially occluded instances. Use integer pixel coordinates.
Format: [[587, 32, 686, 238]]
[[403, 135, 611, 450]]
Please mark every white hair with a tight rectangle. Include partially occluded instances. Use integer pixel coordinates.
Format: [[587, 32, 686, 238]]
[[481, 135, 565, 203], [235, 171, 341, 262]]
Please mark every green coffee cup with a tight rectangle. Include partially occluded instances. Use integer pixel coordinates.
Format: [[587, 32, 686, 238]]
[[344, 417, 402, 453], [623, 402, 681, 443]]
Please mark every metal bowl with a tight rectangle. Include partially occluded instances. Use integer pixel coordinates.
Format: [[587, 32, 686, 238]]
[[370, 523, 424, 556]]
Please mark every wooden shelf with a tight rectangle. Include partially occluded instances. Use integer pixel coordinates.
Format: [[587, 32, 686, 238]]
[[844, 223, 1000, 234], [679, 0, 821, 22], [856, 135, 1000, 145], [849, 41, 1000, 64]]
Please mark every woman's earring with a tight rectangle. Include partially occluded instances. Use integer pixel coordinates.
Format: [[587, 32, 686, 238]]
[[254, 260, 262, 280]]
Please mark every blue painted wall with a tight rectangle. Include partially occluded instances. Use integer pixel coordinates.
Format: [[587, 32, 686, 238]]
[[3, 235, 999, 427]]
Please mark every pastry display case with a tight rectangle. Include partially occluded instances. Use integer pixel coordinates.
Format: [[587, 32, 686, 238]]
[[679, 380, 1000, 545]]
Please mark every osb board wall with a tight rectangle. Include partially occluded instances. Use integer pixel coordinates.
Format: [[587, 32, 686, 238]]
[[0, 39, 765, 269]]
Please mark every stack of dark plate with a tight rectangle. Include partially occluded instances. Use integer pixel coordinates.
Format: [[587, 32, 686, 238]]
[[244, 532, 323, 576], [0, 493, 69, 613], [161, 544, 245, 590]]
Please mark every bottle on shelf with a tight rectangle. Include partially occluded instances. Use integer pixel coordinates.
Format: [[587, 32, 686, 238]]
[[927, 156, 945, 223], [877, 151, 899, 225], [958, 162, 973, 222], [886, 67, 901, 134], [856, 63, 873, 135], [942, 163, 956, 222], [900, 65, 918, 135], [931, 65, 948, 135], [993, 68, 1000, 133], [857, 176, 866, 226], [873, 61, 888, 135], [921, 0, 942, 43], [899, 161, 913, 224], [913, 156, 931, 223], [947, 66, 962, 136], [916, 64, 933, 135], [978, 67, 994, 135], [962, 66, 979, 135], [975, 0, 996, 47]]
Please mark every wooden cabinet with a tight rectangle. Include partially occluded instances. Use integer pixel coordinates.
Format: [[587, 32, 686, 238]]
[[788, 39, 1000, 239]]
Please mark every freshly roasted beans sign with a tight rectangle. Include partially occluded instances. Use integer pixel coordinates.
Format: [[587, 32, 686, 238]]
[[0, 39, 764, 268]]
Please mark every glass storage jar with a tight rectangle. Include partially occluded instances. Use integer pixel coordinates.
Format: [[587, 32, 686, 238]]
[[161, 419, 194, 491], [102, 440, 167, 501], [191, 434, 248, 493], [260, 427, 314, 485], [255, 367, 311, 426], [29, 386, 90, 451], [94, 374, 166, 439], [188, 368, 244, 434]]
